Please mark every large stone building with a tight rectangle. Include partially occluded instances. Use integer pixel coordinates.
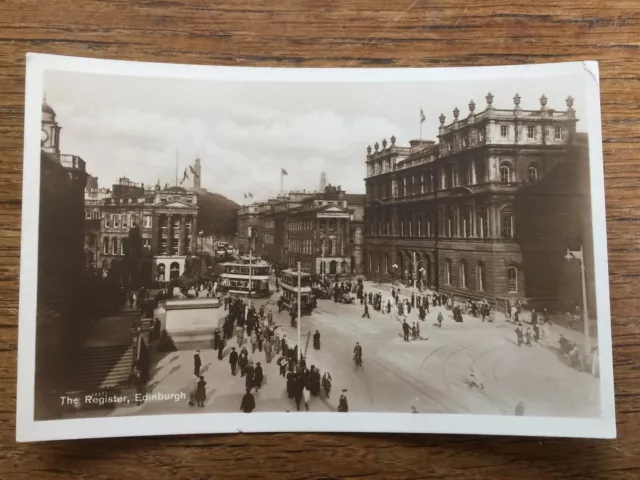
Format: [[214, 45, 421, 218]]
[[252, 187, 365, 277], [236, 203, 260, 255], [363, 93, 592, 310], [36, 100, 89, 418], [85, 179, 199, 286]]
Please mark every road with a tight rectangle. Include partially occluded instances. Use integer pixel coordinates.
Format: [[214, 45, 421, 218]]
[[93, 281, 599, 419]]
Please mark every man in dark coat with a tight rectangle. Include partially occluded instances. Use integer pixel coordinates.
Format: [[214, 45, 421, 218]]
[[294, 375, 304, 411], [362, 302, 371, 319], [213, 328, 221, 351], [195, 375, 207, 408], [286, 370, 296, 398], [245, 362, 255, 391], [309, 366, 321, 396], [238, 351, 248, 376], [411, 293, 415, 308], [193, 350, 202, 376], [402, 320, 410, 342], [229, 347, 239, 375], [240, 388, 256, 413], [313, 330, 321, 350], [218, 336, 225, 360], [253, 362, 264, 390]]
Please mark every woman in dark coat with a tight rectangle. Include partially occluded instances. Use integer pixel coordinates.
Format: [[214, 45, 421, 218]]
[[253, 362, 264, 390], [195, 376, 207, 407], [245, 362, 255, 390]]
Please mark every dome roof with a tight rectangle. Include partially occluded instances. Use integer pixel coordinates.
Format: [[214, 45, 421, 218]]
[[42, 100, 55, 115]]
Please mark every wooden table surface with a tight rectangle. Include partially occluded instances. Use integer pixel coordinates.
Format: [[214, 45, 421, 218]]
[[1, 1, 639, 478]]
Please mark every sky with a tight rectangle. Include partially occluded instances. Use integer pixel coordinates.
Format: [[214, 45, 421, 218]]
[[44, 69, 588, 205]]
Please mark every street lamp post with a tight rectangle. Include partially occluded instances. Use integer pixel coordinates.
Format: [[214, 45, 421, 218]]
[[392, 263, 398, 285], [297, 261, 302, 363], [565, 245, 591, 362]]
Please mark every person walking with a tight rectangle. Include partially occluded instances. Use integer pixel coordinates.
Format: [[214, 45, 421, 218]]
[[239, 351, 249, 376], [218, 335, 225, 360], [515, 323, 524, 347], [277, 355, 289, 377], [313, 330, 321, 350], [362, 302, 371, 319], [525, 327, 533, 347], [229, 347, 239, 375], [264, 339, 273, 364], [195, 375, 207, 408], [253, 362, 264, 391], [402, 320, 410, 342], [240, 388, 256, 413], [303, 385, 311, 411], [338, 389, 349, 412], [437, 311, 443, 328], [193, 350, 202, 377], [245, 361, 255, 391]]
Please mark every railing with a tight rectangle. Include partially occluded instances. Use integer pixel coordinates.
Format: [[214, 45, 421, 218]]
[[59, 154, 86, 171]]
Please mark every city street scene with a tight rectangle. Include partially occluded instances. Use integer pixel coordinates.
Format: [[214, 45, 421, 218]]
[[29, 62, 608, 432]]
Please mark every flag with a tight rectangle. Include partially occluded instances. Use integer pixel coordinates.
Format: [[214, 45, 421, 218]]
[[248, 192, 253, 198], [180, 168, 189, 184], [281, 168, 288, 176], [420, 108, 426, 124], [244, 193, 248, 199], [189, 164, 199, 178]]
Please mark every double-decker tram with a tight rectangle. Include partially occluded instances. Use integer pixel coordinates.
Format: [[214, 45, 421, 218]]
[[279, 269, 313, 315], [219, 255, 270, 297]]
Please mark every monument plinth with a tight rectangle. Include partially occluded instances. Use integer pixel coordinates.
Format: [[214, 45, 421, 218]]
[[163, 298, 225, 349]]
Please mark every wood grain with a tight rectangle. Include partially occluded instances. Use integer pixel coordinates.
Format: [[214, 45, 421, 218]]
[[1, 0, 639, 478]]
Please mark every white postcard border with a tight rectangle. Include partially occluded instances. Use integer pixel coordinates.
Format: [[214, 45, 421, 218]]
[[16, 54, 615, 442]]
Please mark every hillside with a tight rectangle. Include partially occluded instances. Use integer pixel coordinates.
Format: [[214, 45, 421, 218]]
[[195, 189, 239, 236]]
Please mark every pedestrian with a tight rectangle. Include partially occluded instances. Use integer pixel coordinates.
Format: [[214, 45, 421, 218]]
[[267, 308, 273, 326], [402, 319, 410, 342], [309, 366, 321, 396], [187, 375, 197, 407], [264, 339, 273, 364], [386, 300, 392, 314], [338, 389, 349, 412], [153, 318, 161, 341], [245, 361, 255, 390], [515, 323, 523, 347], [236, 325, 244, 346], [193, 350, 202, 377], [322, 371, 332, 398], [282, 336, 289, 358], [239, 352, 248, 376], [303, 385, 311, 411], [253, 362, 264, 390], [525, 327, 533, 347], [195, 375, 207, 407], [240, 388, 256, 413], [286, 369, 295, 398], [416, 322, 421, 339], [218, 335, 225, 360], [411, 323, 418, 340], [313, 330, 321, 350], [411, 293, 415, 308], [362, 302, 371, 319], [229, 347, 238, 375], [251, 331, 258, 353], [213, 328, 221, 351], [277, 355, 289, 377]]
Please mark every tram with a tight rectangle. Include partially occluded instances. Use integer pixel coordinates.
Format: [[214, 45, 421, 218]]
[[219, 255, 270, 297]]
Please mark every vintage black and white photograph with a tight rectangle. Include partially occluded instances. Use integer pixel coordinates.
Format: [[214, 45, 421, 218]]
[[17, 55, 614, 441]]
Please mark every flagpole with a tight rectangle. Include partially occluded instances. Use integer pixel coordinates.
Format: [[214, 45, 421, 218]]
[[280, 170, 283, 196], [175, 149, 178, 187], [420, 108, 422, 142]]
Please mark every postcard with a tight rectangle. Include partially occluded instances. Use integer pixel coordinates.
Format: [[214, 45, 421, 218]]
[[16, 54, 615, 441]]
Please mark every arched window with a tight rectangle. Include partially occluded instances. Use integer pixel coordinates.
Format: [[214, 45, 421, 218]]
[[460, 260, 468, 288], [528, 165, 538, 183], [477, 262, 486, 291], [445, 258, 452, 285], [501, 206, 515, 239], [507, 266, 518, 293], [170, 261, 180, 280], [500, 164, 511, 185]]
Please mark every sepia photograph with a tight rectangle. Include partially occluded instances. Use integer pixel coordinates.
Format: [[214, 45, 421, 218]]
[[17, 55, 614, 441]]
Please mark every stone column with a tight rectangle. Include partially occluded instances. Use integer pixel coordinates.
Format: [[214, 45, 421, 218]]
[[191, 215, 198, 254], [180, 215, 186, 256], [166, 214, 173, 256], [151, 214, 159, 256]]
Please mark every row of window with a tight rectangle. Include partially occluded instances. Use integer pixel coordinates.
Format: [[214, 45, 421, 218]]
[[367, 161, 541, 201], [368, 208, 515, 239], [263, 234, 275, 245], [264, 220, 275, 229], [444, 260, 518, 294], [366, 253, 518, 294]]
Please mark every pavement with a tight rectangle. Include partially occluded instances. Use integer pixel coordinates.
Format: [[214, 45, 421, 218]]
[[92, 278, 600, 419]]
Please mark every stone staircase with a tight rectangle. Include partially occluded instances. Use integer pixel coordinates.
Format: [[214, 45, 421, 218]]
[[74, 344, 135, 391]]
